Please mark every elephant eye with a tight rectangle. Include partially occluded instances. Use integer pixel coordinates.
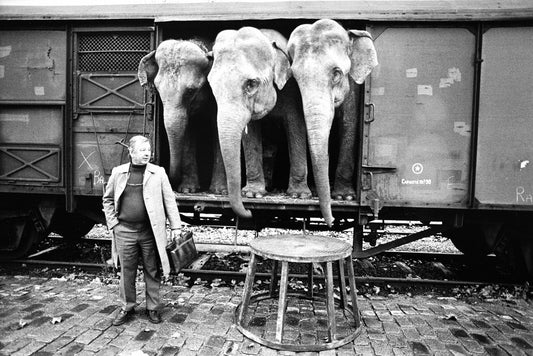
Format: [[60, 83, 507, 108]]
[[244, 79, 260, 95], [183, 87, 198, 100], [331, 68, 343, 85]]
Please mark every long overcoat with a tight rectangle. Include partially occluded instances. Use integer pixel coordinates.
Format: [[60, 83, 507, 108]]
[[102, 162, 181, 277]]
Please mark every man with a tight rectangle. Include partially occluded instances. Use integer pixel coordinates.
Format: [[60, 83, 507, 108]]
[[102, 135, 181, 326]]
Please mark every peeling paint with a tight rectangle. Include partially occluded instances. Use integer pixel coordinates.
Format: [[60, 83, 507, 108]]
[[0, 46, 11, 58]]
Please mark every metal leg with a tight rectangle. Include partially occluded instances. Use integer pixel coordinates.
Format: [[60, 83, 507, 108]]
[[238, 253, 257, 324], [269, 260, 279, 297], [346, 256, 360, 328], [325, 261, 336, 341], [353, 223, 364, 256], [307, 263, 314, 298], [276, 261, 289, 343], [337, 258, 348, 310]]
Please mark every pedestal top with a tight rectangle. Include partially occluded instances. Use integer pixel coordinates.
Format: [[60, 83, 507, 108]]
[[249, 234, 352, 263]]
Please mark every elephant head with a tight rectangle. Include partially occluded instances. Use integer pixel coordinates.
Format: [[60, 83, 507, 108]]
[[207, 27, 291, 219], [138, 39, 211, 188], [287, 19, 378, 226]]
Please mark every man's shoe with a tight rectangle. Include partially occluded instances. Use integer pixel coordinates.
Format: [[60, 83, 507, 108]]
[[147, 309, 161, 324], [112, 308, 134, 326]]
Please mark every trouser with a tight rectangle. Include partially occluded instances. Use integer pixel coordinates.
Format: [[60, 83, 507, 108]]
[[114, 222, 161, 311]]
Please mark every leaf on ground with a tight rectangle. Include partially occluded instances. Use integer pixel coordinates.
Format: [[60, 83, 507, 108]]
[[17, 319, 28, 329], [444, 314, 457, 321]]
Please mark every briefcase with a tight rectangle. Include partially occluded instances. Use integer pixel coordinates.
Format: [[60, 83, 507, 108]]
[[166, 230, 198, 272]]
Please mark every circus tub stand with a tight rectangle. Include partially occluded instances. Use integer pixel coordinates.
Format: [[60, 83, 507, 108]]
[[235, 234, 362, 351]]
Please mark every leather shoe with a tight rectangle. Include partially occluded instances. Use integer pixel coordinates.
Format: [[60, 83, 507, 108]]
[[112, 308, 134, 326], [147, 309, 161, 324]]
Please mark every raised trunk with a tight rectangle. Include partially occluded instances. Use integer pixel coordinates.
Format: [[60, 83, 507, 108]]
[[163, 106, 188, 187], [218, 110, 252, 219]]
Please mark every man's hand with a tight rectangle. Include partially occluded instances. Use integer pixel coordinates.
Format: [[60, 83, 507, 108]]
[[171, 229, 181, 240]]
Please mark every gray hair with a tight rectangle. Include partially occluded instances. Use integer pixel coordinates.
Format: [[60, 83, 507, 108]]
[[128, 135, 151, 151]]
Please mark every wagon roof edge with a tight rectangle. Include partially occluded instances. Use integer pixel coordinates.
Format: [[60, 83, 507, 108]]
[[1, 0, 533, 22]]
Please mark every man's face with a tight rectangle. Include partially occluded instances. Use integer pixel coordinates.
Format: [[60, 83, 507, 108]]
[[130, 141, 151, 165]]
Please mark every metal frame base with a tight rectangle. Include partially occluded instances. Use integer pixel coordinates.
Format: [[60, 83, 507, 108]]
[[234, 291, 362, 352]]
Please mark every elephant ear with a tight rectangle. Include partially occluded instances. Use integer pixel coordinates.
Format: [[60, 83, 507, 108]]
[[272, 41, 292, 90], [137, 50, 158, 88], [347, 30, 378, 84]]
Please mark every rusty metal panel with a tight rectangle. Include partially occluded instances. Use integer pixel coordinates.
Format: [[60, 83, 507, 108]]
[[0, 31, 66, 102], [72, 112, 150, 195], [78, 74, 144, 111], [0, 107, 63, 184], [476, 27, 533, 208], [363, 27, 475, 207], [71, 28, 155, 196]]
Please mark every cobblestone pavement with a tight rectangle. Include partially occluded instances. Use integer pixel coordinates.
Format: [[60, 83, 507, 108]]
[[1, 274, 532, 355]]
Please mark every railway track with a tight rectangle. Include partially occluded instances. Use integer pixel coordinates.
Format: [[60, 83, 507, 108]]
[[0, 237, 524, 295], [1, 221, 528, 301]]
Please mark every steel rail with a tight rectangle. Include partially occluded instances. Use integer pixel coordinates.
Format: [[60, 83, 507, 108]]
[[0, 259, 521, 289]]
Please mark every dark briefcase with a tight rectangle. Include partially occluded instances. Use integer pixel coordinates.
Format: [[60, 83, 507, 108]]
[[166, 230, 198, 272]]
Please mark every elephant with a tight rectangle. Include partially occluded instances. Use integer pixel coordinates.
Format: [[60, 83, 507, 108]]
[[207, 27, 310, 219], [287, 19, 378, 226], [138, 39, 226, 193]]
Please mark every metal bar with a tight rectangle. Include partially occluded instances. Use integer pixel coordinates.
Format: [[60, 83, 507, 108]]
[[27, 245, 62, 259], [307, 263, 314, 299], [0, 100, 65, 105], [269, 260, 278, 298], [4, 151, 58, 180], [79, 76, 143, 108], [275, 261, 289, 343], [337, 258, 348, 310], [346, 257, 360, 328], [0, 148, 59, 181], [352, 226, 445, 259], [325, 261, 336, 341], [78, 50, 149, 54], [467, 23, 484, 208], [237, 252, 257, 324]]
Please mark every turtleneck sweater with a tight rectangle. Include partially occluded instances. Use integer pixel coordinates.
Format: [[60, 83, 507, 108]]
[[118, 164, 149, 225]]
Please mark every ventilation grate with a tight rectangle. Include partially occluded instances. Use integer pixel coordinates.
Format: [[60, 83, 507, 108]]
[[78, 32, 151, 72]]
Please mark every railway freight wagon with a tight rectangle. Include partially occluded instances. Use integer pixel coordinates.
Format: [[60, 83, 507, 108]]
[[1, 1, 532, 278]]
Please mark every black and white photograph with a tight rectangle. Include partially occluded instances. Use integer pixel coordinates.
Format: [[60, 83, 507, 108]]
[[0, 0, 532, 355]]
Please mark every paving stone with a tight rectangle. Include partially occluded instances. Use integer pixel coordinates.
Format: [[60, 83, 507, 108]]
[[511, 336, 533, 351], [183, 336, 205, 351], [372, 340, 394, 356], [240, 340, 261, 355], [459, 338, 485, 354], [76, 329, 103, 344], [58, 341, 85, 355], [1, 338, 32, 354], [484, 346, 511, 356], [392, 347, 410, 356], [11, 340, 46, 356], [401, 327, 420, 340], [409, 341, 430, 355], [1, 275, 533, 356], [500, 343, 527, 355], [30, 326, 66, 343], [355, 345, 375, 355], [386, 334, 408, 348]]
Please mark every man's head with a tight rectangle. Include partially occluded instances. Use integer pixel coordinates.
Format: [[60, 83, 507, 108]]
[[128, 136, 151, 165]]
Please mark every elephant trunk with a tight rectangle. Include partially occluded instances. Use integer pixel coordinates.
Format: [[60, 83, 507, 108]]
[[218, 110, 252, 219], [302, 96, 335, 227], [163, 105, 188, 187]]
